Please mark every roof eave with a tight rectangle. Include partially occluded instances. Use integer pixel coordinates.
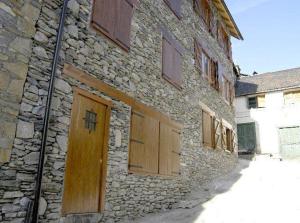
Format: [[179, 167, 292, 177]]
[[213, 0, 244, 40]]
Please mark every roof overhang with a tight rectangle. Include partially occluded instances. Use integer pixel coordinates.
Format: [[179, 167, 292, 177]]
[[212, 0, 243, 40]]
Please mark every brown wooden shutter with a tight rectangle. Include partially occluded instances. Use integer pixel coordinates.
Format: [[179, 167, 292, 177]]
[[171, 128, 181, 175], [202, 110, 213, 147], [194, 39, 202, 73], [164, 0, 182, 19], [213, 118, 222, 149], [173, 49, 183, 87], [92, 0, 116, 36], [115, 0, 134, 50], [162, 28, 184, 89], [162, 38, 174, 81], [159, 122, 181, 175], [129, 110, 159, 174]]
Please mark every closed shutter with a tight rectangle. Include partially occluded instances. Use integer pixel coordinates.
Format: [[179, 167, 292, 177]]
[[173, 49, 182, 87], [257, 95, 265, 108], [115, 0, 135, 50], [171, 128, 181, 175], [194, 39, 202, 73], [159, 122, 181, 175], [213, 118, 222, 149], [92, 0, 116, 36], [164, 0, 182, 19], [162, 29, 183, 89], [92, 0, 136, 51], [202, 110, 213, 147], [162, 38, 174, 81], [129, 110, 159, 174]]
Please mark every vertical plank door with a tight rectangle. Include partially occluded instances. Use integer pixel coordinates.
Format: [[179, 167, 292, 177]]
[[62, 89, 111, 215]]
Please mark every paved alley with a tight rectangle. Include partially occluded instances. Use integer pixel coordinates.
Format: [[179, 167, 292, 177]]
[[132, 157, 300, 223]]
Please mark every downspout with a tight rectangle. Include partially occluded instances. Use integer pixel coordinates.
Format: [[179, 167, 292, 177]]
[[25, 0, 69, 222]]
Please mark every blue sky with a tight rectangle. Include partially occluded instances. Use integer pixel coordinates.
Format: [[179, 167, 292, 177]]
[[225, 0, 300, 74]]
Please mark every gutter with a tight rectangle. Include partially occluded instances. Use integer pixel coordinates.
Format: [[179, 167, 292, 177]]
[[25, 0, 69, 222]]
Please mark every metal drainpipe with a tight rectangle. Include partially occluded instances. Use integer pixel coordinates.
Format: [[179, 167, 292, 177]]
[[25, 0, 69, 222]]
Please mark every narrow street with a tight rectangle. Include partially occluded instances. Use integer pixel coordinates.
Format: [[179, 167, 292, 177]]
[[133, 157, 300, 223]]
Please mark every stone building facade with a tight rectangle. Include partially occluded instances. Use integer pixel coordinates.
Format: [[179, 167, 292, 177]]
[[0, 0, 242, 222]]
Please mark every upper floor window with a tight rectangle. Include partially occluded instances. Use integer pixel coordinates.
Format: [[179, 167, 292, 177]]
[[194, 39, 219, 91], [284, 90, 300, 105], [162, 28, 184, 89], [164, 0, 182, 19], [248, 95, 265, 109], [194, 0, 212, 32], [91, 0, 137, 51]]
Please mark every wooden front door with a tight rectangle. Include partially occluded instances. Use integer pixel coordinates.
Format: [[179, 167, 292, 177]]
[[62, 88, 111, 215]]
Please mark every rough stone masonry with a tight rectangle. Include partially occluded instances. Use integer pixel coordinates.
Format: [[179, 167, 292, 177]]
[[0, 0, 238, 222]]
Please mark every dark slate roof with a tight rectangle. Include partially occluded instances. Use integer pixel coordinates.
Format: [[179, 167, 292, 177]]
[[235, 67, 300, 96]]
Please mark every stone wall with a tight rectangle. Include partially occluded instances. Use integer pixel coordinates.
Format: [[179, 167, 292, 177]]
[[0, 0, 238, 222], [0, 0, 42, 164]]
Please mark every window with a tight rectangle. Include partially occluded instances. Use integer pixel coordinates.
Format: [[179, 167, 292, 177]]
[[195, 39, 219, 90], [248, 95, 265, 108], [210, 61, 219, 90], [194, 0, 212, 31], [162, 28, 184, 89], [164, 0, 182, 19], [201, 106, 236, 152], [91, 0, 137, 51], [129, 110, 181, 176], [221, 121, 236, 153], [284, 90, 300, 105]]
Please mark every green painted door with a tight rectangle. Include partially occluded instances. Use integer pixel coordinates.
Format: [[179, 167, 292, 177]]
[[237, 123, 256, 153], [279, 127, 300, 159]]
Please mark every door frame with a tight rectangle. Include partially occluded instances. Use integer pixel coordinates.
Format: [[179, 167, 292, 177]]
[[62, 87, 112, 215]]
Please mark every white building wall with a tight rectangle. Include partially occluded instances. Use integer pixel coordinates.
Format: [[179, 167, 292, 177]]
[[235, 91, 300, 155]]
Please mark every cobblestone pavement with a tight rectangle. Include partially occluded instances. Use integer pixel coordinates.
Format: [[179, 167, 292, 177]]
[[132, 157, 300, 223]]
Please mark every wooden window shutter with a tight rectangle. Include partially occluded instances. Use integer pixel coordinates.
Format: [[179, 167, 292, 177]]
[[194, 39, 202, 73], [164, 0, 182, 19], [162, 29, 184, 89], [92, 0, 116, 37], [213, 118, 222, 149], [92, 0, 136, 51], [159, 122, 181, 175], [257, 95, 265, 108], [171, 128, 181, 175], [115, 0, 135, 50], [129, 110, 159, 174], [202, 110, 213, 147], [162, 38, 174, 81]]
